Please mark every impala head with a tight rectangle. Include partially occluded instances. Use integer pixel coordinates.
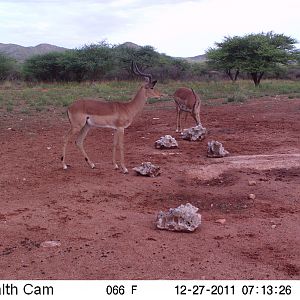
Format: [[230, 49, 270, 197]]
[[131, 61, 161, 98]]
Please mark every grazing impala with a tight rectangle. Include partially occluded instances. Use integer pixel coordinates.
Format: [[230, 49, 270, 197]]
[[61, 62, 160, 174], [173, 87, 202, 132]]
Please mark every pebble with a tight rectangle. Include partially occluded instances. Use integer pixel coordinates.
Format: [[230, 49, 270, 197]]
[[248, 180, 257, 186], [215, 218, 226, 225], [248, 193, 256, 200], [40, 241, 61, 248]]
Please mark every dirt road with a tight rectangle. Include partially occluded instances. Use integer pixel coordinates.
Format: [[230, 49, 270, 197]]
[[0, 97, 299, 279]]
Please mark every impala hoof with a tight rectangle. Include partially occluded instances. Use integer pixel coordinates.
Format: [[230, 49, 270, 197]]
[[122, 168, 129, 174]]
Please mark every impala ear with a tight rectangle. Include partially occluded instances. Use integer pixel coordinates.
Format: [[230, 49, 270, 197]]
[[151, 80, 157, 88]]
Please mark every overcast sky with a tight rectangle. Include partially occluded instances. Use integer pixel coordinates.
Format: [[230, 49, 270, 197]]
[[0, 0, 299, 57]]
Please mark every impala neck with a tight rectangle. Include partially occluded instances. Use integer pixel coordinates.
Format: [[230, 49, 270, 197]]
[[126, 86, 147, 115]]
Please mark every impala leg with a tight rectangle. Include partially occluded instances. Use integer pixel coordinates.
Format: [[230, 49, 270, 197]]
[[117, 128, 128, 174], [178, 110, 183, 133], [176, 108, 180, 132], [75, 123, 95, 169], [192, 112, 202, 127], [112, 129, 119, 170], [193, 101, 202, 126], [184, 111, 189, 128], [62, 127, 79, 170]]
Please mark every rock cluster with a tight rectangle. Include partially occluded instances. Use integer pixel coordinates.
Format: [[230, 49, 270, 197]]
[[154, 135, 178, 149], [181, 125, 207, 141], [156, 203, 201, 232], [133, 162, 160, 177], [207, 140, 229, 158]]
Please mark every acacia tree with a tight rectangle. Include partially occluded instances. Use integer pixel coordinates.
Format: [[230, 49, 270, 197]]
[[206, 32, 298, 86], [114, 44, 161, 78], [0, 53, 18, 81], [206, 36, 244, 81]]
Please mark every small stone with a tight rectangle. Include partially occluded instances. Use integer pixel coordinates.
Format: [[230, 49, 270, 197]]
[[40, 241, 61, 248], [207, 140, 229, 158], [182, 125, 207, 141], [248, 193, 256, 200], [133, 162, 160, 177], [156, 203, 201, 232], [154, 135, 178, 149], [248, 180, 257, 186], [215, 218, 226, 225], [271, 224, 277, 229]]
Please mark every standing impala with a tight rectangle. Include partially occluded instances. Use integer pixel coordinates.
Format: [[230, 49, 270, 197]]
[[61, 62, 160, 174], [173, 87, 202, 132]]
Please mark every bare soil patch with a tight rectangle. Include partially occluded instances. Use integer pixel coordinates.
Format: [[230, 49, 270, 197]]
[[0, 98, 299, 279]]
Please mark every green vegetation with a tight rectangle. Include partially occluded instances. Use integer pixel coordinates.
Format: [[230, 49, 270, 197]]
[[1, 80, 300, 113], [1, 32, 300, 113], [1, 33, 300, 84], [21, 42, 193, 82], [0, 53, 20, 81], [206, 32, 299, 86]]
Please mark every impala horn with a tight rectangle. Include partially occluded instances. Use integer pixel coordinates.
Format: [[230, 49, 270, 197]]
[[131, 61, 152, 82]]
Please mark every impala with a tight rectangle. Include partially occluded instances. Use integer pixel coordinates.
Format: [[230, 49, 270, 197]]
[[61, 62, 160, 174], [173, 87, 202, 132]]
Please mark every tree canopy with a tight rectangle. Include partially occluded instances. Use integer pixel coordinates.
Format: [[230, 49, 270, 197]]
[[0, 53, 18, 81], [206, 32, 298, 85], [22, 42, 194, 82]]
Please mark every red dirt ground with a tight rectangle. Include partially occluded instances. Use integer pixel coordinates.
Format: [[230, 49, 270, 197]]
[[0, 97, 299, 280]]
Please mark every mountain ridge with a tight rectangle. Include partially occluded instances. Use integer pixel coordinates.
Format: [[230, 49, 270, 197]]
[[0, 42, 206, 62], [0, 43, 67, 62]]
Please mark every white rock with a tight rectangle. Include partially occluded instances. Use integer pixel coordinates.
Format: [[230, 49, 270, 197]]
[[181, 125, 207, 141], [133, 162, 160, 177], [156, 203, 201, 232], [207, 140, 229, 158], [154, 135, 178, 149]]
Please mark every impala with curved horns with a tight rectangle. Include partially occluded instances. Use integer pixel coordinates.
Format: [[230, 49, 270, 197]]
[[173, 87, 202, 132], [61, 62, 160, 173]]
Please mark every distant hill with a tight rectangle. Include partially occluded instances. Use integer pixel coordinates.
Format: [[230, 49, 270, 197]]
[[0, 43, 68, 62], [0, 41, 207, 63], [119, 41, 207, 62], [184, 54, 207, 63], [118, 42, 141, 50]]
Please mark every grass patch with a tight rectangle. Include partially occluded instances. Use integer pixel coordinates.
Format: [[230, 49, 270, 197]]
[[1, 80, 300, 113]]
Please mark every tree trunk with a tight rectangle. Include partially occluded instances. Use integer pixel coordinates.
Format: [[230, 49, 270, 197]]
[[226, 68, 239, 81], [257, 71, 264, 85], [226, 69, 234, 81], [251, 72, 264, 86], [234, 68, 240, 81]]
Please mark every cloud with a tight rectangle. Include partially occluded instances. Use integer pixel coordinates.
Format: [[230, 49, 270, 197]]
[[0, 0, 299, 56]]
